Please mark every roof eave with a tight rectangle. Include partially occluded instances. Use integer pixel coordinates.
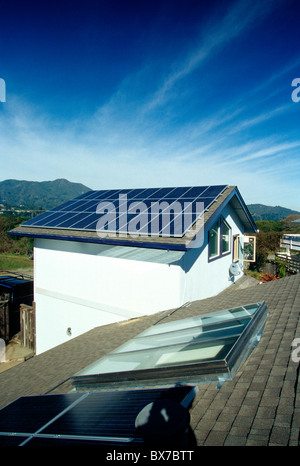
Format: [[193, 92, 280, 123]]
[[204, 187, 257, 234], [8, 228, 188, 251]]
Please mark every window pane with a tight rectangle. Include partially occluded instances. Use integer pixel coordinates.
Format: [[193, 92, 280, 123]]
[[72, 302, 268, 390], [243, 236, 256, 261], [222, 221, 230, 253], [77, 335, 240, 375], [209, 221, 219, 258]]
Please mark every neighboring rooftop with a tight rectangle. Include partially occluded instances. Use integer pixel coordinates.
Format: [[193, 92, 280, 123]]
[[0, 273, 299, 446]]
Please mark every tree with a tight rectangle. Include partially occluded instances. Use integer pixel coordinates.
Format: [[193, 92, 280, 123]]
[[249, 230, 281, 272]]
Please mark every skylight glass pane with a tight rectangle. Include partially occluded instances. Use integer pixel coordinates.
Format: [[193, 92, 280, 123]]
[[73, 302, 268, 390], [139, 305, 257, 337], [111, 317, 250, 353], [78, 335, 239, 375]]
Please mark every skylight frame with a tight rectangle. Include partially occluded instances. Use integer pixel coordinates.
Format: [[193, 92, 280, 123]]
[[72, 301, 268, 390]]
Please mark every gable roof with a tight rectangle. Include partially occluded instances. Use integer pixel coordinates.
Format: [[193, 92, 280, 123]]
[[0, 273, 299, 446], [9, 185, 257, 251]]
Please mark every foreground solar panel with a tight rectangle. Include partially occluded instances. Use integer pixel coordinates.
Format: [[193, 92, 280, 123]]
[[0, 386, 196, 446], [21, 185, 227, 237], [73, 302, 268, 390]]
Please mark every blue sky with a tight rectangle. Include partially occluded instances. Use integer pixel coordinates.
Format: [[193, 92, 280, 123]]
[[0, 0, 300, 210]]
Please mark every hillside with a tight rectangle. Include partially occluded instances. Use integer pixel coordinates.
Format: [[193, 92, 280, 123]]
[[0, 180, 299, 220], [0, 179, 91, 210], [247, 204, 300, 222]]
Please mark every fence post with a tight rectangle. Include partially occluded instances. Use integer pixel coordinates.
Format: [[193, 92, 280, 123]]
[[20, 303, 36, 352]]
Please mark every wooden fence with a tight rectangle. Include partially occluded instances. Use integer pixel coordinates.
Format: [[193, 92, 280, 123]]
[[20, 303, 36, 352], [0, 296, 9, 342]]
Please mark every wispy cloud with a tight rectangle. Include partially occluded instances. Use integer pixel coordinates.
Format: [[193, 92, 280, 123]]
[[143, 0, 280, 112], [228, 104, 292, 134], [1, 0, 299, 211]]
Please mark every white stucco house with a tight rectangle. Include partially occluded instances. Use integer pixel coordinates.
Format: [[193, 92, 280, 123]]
[[10, 185, 257, 354]]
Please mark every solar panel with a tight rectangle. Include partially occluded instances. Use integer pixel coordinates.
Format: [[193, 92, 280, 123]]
[[0, 386, 196, 446], [21, 185, 227, 238]]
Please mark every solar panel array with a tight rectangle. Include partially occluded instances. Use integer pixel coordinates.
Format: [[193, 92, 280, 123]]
[[0, 386, 194, 446], [22, 185, 227, 238]]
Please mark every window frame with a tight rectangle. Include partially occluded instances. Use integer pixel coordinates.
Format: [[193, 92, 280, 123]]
[[208, 220, 220, 259], [208, 217, 232, 261], [221, 218, 231, 255], [233, 235, 256, 263]]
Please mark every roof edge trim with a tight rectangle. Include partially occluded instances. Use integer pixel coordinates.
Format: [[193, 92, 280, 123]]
[[8, 229, 188, 251], [204, 187, 257, 233]]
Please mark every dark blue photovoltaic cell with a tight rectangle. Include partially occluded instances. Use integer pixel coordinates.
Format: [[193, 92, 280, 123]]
[[0, 393, 83, 434], [70, 213, 100, 230], [32, 212, 64, 226], [56, 212, 95, 228], [203, 186, 227, 197], [0, 386, 194, 446], [22, 185, 227, 237], [26, 211, 56, 225]]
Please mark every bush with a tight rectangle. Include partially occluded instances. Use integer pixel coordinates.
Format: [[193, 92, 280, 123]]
[[0, 215, 33, 255]]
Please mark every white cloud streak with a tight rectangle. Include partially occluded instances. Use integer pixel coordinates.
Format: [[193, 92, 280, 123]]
[[143, 0, 280, 112], [1, 0, 299, 210]]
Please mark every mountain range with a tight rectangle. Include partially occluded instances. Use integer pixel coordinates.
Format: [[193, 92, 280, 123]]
[[0, 179, 91, 210], [247, 204, 300, 222], [0, 179, 299, 221]]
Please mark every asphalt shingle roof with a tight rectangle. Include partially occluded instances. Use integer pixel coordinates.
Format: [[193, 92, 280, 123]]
[[0, 273, 299, 446]]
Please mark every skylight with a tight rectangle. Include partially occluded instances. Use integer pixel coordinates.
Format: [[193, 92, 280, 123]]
[[72, 302, 268, 390]]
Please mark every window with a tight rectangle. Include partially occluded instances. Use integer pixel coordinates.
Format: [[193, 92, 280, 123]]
[[221, 220, 230, 254], [208, 218, 231, 259], [234, 235, 256, 262], [208, 221, 219, 258], [72, 301, 268, 390]]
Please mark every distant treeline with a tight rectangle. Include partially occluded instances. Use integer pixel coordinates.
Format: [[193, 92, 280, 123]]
[[256, 217, 300, 233]]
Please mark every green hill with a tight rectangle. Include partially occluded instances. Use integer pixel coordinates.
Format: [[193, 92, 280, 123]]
[[247, 204, 300, 222], [0, 179, 91, 210], [0, 180, 298, 222]]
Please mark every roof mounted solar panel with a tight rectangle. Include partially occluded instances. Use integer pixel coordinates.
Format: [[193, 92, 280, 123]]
[[20, 185, 228, 238], [0, 386, 196, 446]]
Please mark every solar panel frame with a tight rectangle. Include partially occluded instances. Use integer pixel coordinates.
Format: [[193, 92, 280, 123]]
[[21, 185, 228, 238]]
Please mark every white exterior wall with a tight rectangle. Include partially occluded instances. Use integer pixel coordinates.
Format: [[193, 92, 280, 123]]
[[182, 203, 244, 302], [34, 239, 185, 354], [33, 202, 246, 354]]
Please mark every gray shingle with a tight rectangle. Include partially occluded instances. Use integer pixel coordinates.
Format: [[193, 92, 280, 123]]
[[0, 272, 299, 446]]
